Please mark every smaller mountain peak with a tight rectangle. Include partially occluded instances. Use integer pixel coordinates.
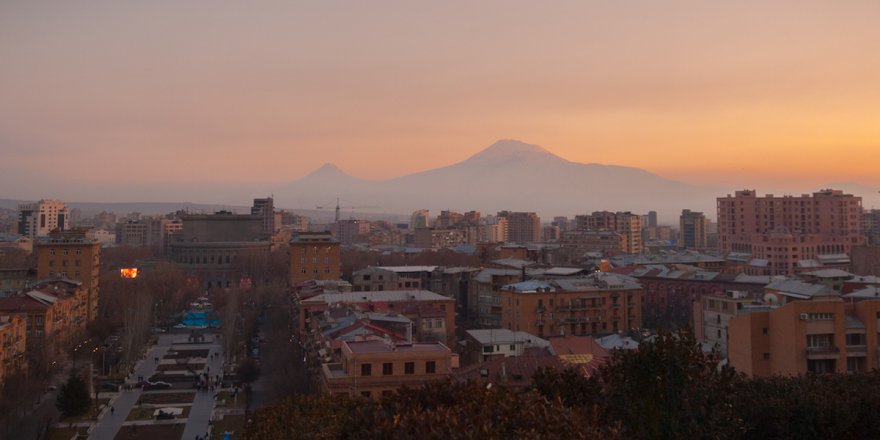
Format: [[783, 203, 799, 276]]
[[302, 163, 352, 180]]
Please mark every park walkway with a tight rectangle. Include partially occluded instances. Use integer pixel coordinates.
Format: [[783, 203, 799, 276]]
[[181, 336, 224, 440], [89, 335, 173, 439]]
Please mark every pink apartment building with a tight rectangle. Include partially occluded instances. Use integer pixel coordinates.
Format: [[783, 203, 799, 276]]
[[717, 189, 864, 276]]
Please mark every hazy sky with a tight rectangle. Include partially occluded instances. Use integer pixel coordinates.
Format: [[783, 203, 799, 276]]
[[2, 1, 880, 202]]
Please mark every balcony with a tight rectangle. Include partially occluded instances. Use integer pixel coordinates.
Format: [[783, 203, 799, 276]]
[[846, 345, 867, 356], [805, 346, 840, 360]]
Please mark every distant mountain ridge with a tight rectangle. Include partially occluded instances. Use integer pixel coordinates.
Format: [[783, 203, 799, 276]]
[[277, 140, 721, 222]]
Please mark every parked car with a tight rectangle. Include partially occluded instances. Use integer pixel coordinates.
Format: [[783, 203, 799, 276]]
[[146, 381, 172, 390]]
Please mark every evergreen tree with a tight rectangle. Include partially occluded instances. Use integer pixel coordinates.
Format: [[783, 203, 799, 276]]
[[56, 374, 92, 418]]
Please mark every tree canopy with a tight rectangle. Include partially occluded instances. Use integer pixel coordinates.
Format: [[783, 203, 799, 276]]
[[245, 330, 880, 439], [56, 374, 92, 418]]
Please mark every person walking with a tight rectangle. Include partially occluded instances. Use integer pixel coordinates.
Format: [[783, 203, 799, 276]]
[[110, 406, 115, 416]]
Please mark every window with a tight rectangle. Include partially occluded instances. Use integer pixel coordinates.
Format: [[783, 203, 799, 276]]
[[762, 327, 768, 335], [806, 334, 833, 348], [807, 313, 833, 321], [846, 333, 866, 346], [483, 345, 494, 353], [361, 363, 372, 376], [763, 352, 770, 360], [49, 249, 56, 256], [404, 362, 414, 375], [424, 320, 432, 329], [426, 361, 436, 374], [62, 249, 69, 256], [509, 344, 516, 351], [383, 363, 393, 375], [76, 249, 81, 255]]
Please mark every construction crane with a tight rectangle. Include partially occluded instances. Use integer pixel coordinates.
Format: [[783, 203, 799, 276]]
[[316, 198, 380, 222]]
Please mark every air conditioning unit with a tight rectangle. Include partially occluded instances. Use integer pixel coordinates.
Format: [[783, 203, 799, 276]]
[[800, 313, 809, 320]]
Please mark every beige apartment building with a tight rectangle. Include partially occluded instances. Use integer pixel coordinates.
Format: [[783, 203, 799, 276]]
[[0, 314, 27, 385], [574, 211, 642, 254], [499, 274, 642, 339], [728, 295, 880, 377], [35, 229, 100, 321], [288, 232, 341, 286], [320, 339, 455, 398]]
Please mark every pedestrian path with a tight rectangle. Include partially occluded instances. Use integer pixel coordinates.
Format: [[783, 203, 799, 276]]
[[181, 338, 224, 440], [89, 336, 172, 439]]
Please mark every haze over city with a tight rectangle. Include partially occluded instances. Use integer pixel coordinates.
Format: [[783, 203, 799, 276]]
[[3, 1, 880, 206], [8, 3, 880, 439]]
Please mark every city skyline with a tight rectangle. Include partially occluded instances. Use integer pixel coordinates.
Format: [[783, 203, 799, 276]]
[[2, 1, 880, 203]]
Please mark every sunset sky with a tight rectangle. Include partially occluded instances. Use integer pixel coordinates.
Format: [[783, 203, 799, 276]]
[[2, 1, 879, 202]]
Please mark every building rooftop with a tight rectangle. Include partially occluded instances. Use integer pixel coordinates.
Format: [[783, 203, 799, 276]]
[[374, 266, 439, 273], [290, 232, 337, 244], [817, 254, 851, 264], [473, 268, 521, 283], [596, 333, 639, 350], [466, 329, 548, 347], [843, 286, 880, 299], [503, 273, 640, 293], [303, 289, 452, 305], [765, 279, 834, 299], [491, 258, 536, 269], [346, 339, 449, 354], [542, 267, 589, 277], [800, 269, 854, 279]]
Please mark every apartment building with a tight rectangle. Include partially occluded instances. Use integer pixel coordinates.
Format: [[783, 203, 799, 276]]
[[0, 314, 27, 385], [693, 290, 756, 357], [17, 199, 70, 239], [679, 209, 709, 249], [728, 292, 880, 377], [35, 229, 100, 321], [499, 273, 642, 338], [574, 211, 642, 254], [300, 290, 455, 346], [0, 280, 89, 356], [288, 232, 342, 286], [717, 189, 863, 276], [498, 211, 540, 244], [320, 339, 455, 398]]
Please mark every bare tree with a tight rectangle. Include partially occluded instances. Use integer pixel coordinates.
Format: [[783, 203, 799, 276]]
[[219, 289, 239, 365]]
